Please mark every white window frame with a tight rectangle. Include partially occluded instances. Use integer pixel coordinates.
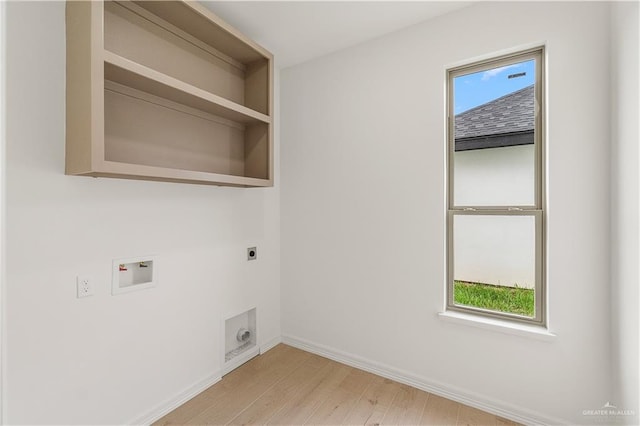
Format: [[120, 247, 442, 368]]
[[446, 47, 546, 326]]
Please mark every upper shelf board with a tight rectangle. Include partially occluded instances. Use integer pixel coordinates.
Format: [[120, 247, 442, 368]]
[[126, 0, 271, 65], [104, 51, 271, 125]]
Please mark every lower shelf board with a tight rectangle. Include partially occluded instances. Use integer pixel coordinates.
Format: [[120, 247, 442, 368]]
[[103, 82, 270, 182], [66, 83, 272, 187], [71, 162, 272, 187]]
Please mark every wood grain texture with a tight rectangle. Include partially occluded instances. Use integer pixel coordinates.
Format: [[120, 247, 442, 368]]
[[457, 404, 499, 426], [421, 394, 460, 425], [381, 384, 429, 425], [343, 376, 403, 425], [153, 344, 520, 426]]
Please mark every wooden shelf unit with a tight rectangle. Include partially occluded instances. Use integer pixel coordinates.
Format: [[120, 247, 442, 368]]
[[66, 1, 274, 187]]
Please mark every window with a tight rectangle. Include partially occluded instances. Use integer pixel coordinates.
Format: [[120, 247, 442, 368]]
[[446, 48, 545, 325]]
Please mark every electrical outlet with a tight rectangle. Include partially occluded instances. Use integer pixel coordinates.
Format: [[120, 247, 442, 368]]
[[247, 247, 257, 261], [76, 276, 93, 298]]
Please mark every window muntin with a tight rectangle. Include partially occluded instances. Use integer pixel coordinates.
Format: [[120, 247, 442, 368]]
[[446, 48, 545, 325]]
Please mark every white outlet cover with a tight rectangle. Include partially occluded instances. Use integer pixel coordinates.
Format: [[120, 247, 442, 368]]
[[76, 276, 93, 298]]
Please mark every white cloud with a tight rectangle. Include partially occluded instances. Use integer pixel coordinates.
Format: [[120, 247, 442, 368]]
[[481, 64, 521, 81]]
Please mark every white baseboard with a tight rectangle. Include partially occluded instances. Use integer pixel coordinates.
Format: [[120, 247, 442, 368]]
[[127, 334, 567, 426], [128, 372, 221, 426], [282, 334, 567, 426], [260, 335, 282, 353], [132, 336, 283, 424]]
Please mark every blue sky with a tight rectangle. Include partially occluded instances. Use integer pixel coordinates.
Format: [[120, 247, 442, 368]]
[[454, 59, 535, 114]]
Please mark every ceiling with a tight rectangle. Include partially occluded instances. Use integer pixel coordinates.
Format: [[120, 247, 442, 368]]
[[203, 2, 472, 69]]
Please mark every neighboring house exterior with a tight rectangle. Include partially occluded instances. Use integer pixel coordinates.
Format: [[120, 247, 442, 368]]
[[453, 85, 536, 288]]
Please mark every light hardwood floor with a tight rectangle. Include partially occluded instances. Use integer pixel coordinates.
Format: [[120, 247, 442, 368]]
[[154, 344, 518, 426]]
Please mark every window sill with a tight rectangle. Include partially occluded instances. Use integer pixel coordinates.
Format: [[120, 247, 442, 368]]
[[438, 311, 556, 341]]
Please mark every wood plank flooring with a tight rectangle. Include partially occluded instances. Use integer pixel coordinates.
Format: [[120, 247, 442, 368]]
[[153, 344, 519, 426]]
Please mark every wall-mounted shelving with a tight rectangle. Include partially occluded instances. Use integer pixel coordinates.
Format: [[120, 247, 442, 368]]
[[66, 1, 274, 187]]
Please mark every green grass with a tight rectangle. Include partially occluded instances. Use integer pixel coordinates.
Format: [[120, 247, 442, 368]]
[[454, 280, 534, 317]]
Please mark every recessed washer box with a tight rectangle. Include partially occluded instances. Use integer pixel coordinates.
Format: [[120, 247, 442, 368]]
[[112, 256, 156, 295], [222, 307, 258, 375]]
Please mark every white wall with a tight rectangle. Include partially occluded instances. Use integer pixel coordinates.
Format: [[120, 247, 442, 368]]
[[454, 145, 535, 288], [0, 1, 6, 421], [454, 145, 535, 207], [610, 1, 639, 424], [5, 2, 281, 424], [454, 214, 535, 289], [281, 2, 613, 424]]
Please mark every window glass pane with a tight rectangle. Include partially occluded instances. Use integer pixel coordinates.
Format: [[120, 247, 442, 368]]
[[453, 214, 536, 317], [453, 59, 536, 206]]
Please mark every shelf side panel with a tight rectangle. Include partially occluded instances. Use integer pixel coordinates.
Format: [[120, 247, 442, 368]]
[[244, 59, 270, 116], [65, 1, 98, 175], [244, 123, 270, 181]]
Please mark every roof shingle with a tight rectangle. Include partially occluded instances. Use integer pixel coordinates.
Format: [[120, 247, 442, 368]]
[[455, 85, 534, 145]]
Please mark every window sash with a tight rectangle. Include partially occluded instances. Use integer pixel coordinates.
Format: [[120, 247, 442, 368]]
[[446, 209, 544, 324], [447, 48, 544, 211]]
